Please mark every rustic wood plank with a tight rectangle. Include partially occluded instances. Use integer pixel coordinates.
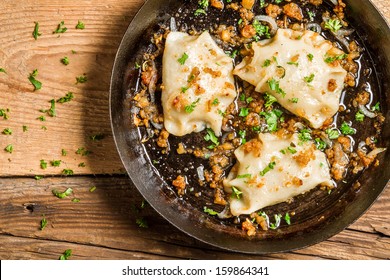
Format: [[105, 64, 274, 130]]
[[0, 176, 388, 260], [0, 0, 146, 176]]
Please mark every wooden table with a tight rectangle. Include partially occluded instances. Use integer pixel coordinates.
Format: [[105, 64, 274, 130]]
[[0, 0, 389, 260]]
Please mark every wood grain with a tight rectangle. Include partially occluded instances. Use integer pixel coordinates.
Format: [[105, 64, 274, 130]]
[[0, 0, 389, 260], [0, 177, 389, 260]]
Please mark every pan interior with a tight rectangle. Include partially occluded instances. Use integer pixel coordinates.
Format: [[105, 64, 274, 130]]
[[110, 0, 390, 253]]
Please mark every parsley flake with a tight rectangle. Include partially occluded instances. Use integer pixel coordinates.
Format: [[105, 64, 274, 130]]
[[204, 129, 219, 149], [340, 122, 356, 135], [203, 206, 218, 216], [304, 73, 315, 83], [355, 111, 365, 122], [231, 186, 243, 199], [28, 69, 42, 91], [76, 75, 87, 84], [2, 128, 12, 135], [185, 98, 200, 113], [53, 21, 67, 34], [178, 53, 189, 65], [52, 188, 73, 198], [40, 216, 48, 230], [259, 161, 276, 176], [324, 19, 343, 33], [57, 92, 74, 103], [61, 56, 70, 65], [4, 144, 13, 153], [136, 217, 148, 228], [326, 128, 340, 140], [76, 20, 85, 30], [59, 249, 72, 260], [33, 22, 41, 40], [260, 109, 283, 132], [62, 169, 74, 176]]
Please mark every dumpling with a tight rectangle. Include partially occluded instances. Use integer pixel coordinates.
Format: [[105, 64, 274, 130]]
[[223, 133, 333, 216], [234, 28, 347, 129], [162, 31, 237, 136]]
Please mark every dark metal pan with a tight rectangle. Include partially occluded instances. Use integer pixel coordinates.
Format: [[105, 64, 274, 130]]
[[110, 0, 390, 254]]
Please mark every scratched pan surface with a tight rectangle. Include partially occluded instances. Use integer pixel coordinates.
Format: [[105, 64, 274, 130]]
[[110, 0, 390, 253]]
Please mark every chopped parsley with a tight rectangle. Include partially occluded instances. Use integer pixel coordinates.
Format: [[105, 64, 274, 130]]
[[237, 174, 252, 179], [76, 147, 91, 156], [231, 186, 243, 199], [239, 107, 250, 117], [259, 161, 276, 176], [324, 53, 347, 63], [340, 122, 356, 135], [90, 133, 105, 141], [326, 128, 340, 140], [262, 59, 271, 67], [41, 99, 56, 117], [89, 186, 97, 192], [203, 206, 218, 216], [238, 130, 247, 144], [2, 128, 12, 135], [59, 249, 72, 260], [0, 108, 9, 120], [37, 116, 46, 122], [61, 56, 70, 65], [227, 49, 239, 59], [264, 93, 277, 109], [136, 217, 148, 228], [40, 160, 48, 169], [51, 160, 61, 167], [298, 129, 312, 143], [372, 102, 380, 112], [62, 169, 74, 176], [260, 109, 283, 132], [289, 98, 299, 103], [40, 215, 48, 230], [61, 149, 67, 156], [78, 162, 86, 167], [4, 144, 13, 153], [304, 73, 315, 83], [307, 53, 314, 61], [194, 9, 207, 16], [34, 175, 44, 180], [314, 138, 327, 151], [178, 53, 189, 65], [253, 19, 271, 40], [76, 20, 85, 29], [185, 98, 200, 113], [211, 98, 219, 106], [267, 78, 286, 97], [0, 68, 6, 74], [287, 146, 297, 154], [284, 212, 291, 225], [23, 125, 28, 132], [28, 69, 42, 91], [53, 21, 67, 34], [204, 129, 219, 149], [57, 92, 74, 103], [76, 75, 88, 84], [52, 188, 73, 198], [33, 22, 41, 40], [355, 111, 365, 122], [324, 19, 343, 33], [287, 61, 299, 67]]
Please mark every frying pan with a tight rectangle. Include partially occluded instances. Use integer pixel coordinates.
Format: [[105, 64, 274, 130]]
[[110, 0, 390, 254]]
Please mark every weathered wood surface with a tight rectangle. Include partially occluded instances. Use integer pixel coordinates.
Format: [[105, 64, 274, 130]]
[[0, 177, 389, 260], [0, 0, 389, 260]]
